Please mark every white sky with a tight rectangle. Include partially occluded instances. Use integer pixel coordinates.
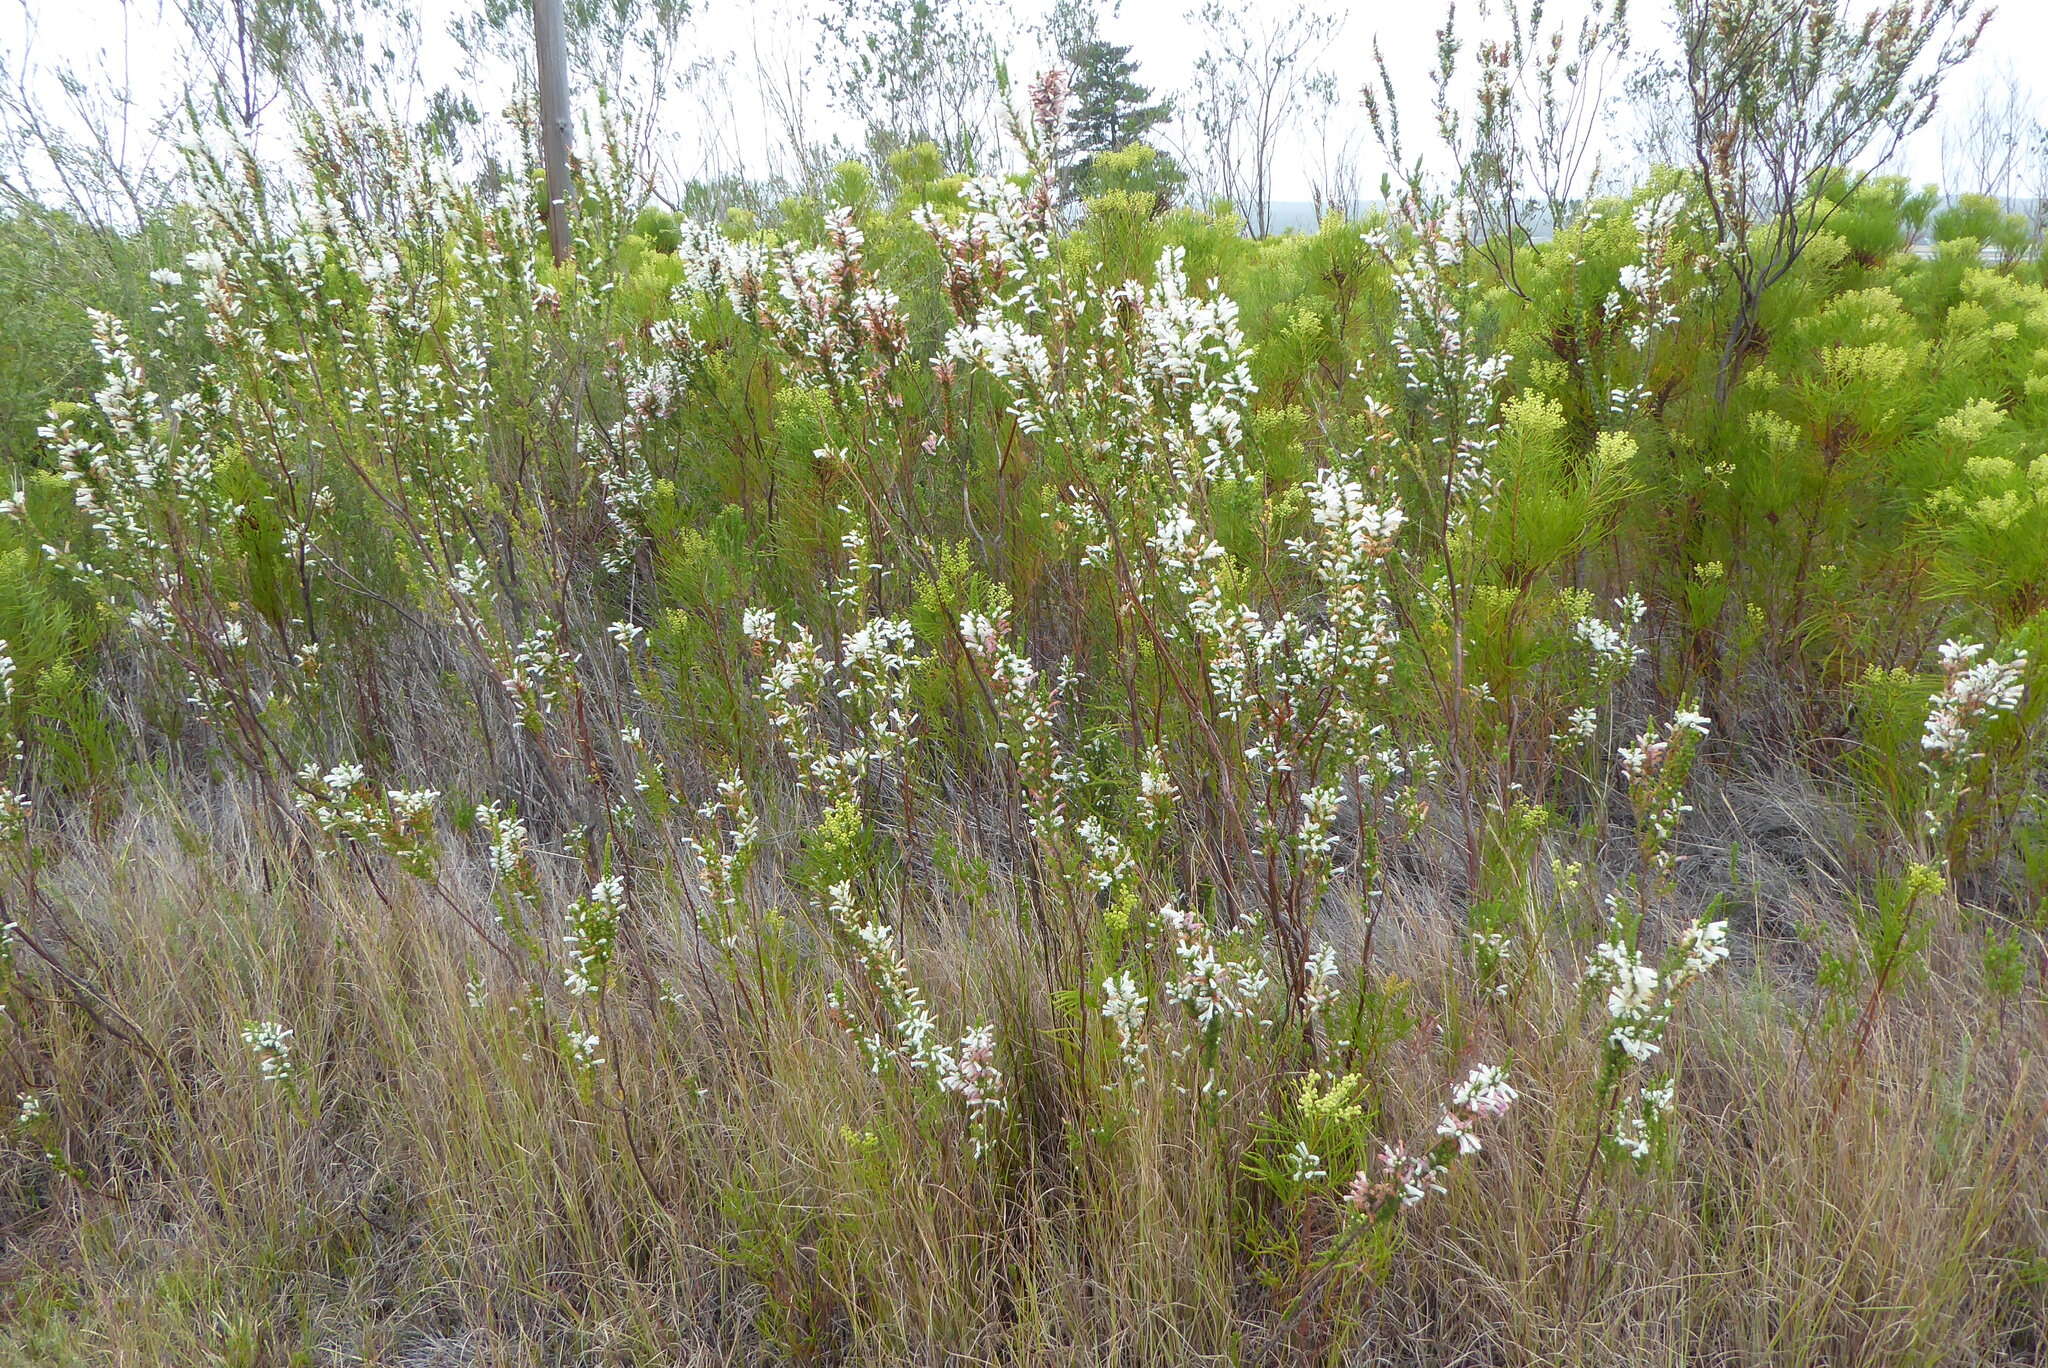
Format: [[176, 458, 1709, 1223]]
[[5, 0, 2046, 204]]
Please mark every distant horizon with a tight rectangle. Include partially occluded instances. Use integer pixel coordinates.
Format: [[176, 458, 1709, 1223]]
[[1220, 193, 2048, 238]]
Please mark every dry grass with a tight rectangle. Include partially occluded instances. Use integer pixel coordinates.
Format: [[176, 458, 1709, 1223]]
[[0, 787, 2040, 1368]]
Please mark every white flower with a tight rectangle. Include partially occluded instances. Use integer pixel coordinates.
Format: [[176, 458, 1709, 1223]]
[[0, 788, 35, 841], [565, 1029, 604, 1069], [1592, 941, 1660, 1019], [1435, 1109, 1484, 1154], [1922, 641, 2025, 755], [1669, 918, 1730, 987], [1162, 905, 1270, 1031], [1305, 468, 1405, 544], [1612, 1024, 1661, 1063], [1299, 943, 1341, 1013], [1589, 940, 1664, 1061], [563, 876, 625, 998], [1285, 1140, 1328, 1182], [1671, 709, 1712, 737], [1573, 612, 1641, 667], [1138, 755, 1178, 815], [240, 1020, 296, 1083], [476, 802, 531, 879], [936, 1023, 1006, 1155], [385, 788, 440, 818], [1101, 971, 1149, 1073], [1450, 1063, 1518, 1119]]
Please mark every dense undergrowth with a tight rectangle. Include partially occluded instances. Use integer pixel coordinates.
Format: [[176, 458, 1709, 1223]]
[[0, 101, 2044, 1365]]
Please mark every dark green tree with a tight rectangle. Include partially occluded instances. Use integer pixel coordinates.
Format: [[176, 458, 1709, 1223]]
[[1060, 40, 1174, 204]]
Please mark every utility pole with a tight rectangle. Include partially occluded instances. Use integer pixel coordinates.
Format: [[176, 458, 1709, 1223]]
[[532, 0, 573, 265]]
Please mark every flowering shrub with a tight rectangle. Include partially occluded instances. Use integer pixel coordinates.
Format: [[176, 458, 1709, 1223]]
[[1351, 1064, 1518, 1215], [293, 764, 441, 878], [0, 88, 2041, 1367], [823, 880, 1007, 1157]]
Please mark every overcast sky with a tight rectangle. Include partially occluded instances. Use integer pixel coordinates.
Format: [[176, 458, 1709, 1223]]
[[6, 0, 2046, 204]]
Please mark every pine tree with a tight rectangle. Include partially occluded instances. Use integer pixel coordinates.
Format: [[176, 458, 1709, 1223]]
[[1060, 40, 1175, 204]]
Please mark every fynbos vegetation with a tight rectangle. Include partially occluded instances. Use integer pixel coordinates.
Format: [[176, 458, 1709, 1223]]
[[0, 0, 2044, 1362]]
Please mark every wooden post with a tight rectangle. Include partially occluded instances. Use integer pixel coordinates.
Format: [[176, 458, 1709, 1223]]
[[532, 0, 573, 265]]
